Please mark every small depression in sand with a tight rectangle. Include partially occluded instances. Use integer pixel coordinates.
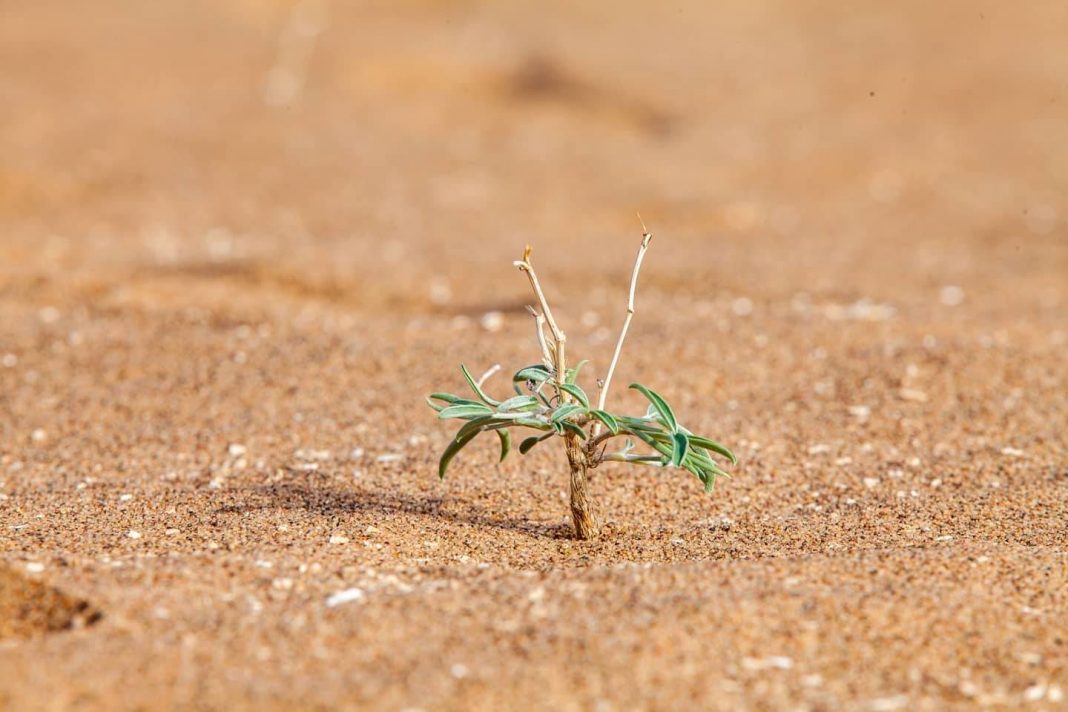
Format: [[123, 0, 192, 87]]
[[0, 567, 101, 640]]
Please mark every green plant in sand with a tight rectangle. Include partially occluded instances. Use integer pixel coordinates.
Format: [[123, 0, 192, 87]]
[[426, 220, 736, 540]]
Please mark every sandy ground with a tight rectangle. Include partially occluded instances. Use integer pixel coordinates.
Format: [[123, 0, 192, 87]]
[[1, 0, 1067, 709]]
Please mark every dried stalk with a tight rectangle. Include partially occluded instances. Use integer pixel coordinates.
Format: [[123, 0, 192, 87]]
[[593, 220, 653, 436], [514, 246, 566, 381], [525, 306, 554, 370], [476, 363, 501, 388]]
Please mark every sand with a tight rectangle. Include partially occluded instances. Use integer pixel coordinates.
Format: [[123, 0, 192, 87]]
[[1, 0, 1066, 709]]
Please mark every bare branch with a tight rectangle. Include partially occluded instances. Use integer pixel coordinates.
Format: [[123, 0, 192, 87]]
[[476, 363, 501, 388], [592, 221, 654, 435], [514, 245, 567, 380], [525, 306, 554, 369]]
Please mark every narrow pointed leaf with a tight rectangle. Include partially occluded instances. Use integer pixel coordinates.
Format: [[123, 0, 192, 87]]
[[561, 421, 588, 440], [520, 432, 554, 454], [629, 383, 678, 432], [550, 403, 585, 423], [496, 429, 510, 462], [438, 426, 481, 479], [671, 431, 689, 467], [427, 392, 463, 412], [453, 415, 502, 441], [589, 409, 619, 434], [513, 417, 553, 430], [460, 364, 500, 406], [512, 364, 551, 384], [497, 394, 541, 412], [685, 434, 737, 464], [438, 403, 494, 420], [558, 383, 590, 408], [564, 359, 589, 385]]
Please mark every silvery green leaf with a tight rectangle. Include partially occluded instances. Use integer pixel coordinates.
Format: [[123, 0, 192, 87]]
[[513, 417, 553, 430], [589, 409, 619, 434], [684, 434, 738, 464], [438, 425, 481, 479], [460, 364, 500, 406], [497, 394, 541, 412], [629, 383, 678, 432], [496, 429, 510, 462], [564, 359, 589, 385], [426, 393, 459, 412], [558, 383, 590, 408], [519, 432, 554, 454], [561, 421, 588, 440], [550, 403, 585, 423], [671, 431, 689, 467], [438, 403, 494, 420], [512, 364, 551, 384]]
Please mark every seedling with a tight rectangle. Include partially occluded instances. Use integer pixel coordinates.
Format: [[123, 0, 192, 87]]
[[426, 220, 736, 539]]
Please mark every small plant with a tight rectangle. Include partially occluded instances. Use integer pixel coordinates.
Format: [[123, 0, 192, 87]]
[[426, 220, 736, 540]]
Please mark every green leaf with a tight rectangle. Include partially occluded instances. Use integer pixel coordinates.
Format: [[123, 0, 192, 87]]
[[438, 426, 481, 479], [558, 383, 590, 408], [496, 429, 510, 463], [460, 364, 500, 406], [561, 421, 588, 440], [512, 364, 551, 384], [671, 431, 689, 467], [564, 359, 589, 385], [513, 417, 553, 430], [550, 403, 586, 423], [438, 402, 494, 420], [685, 434, 737, 464], [629, 383, 678, 432], [453, 415, 502, 441], [520, 432, 554, 454], [589, 409, 619, 434], [629, 428, 673, 464], [497, 395, 541, 412], [426, 392, 462, 412]]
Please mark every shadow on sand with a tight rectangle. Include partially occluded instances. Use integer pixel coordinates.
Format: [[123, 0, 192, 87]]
[[215, 482, 572, 540]]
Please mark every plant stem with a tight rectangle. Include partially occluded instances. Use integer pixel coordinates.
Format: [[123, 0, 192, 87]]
[[593, 223, 653, 436], [601, 453, 662, 464], [565, 436, 598, 540]]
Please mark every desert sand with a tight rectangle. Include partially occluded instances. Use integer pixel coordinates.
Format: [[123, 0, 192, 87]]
[[1, 1, 1066, 709]]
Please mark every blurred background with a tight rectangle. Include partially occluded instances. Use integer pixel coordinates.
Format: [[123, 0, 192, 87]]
[[2, 0, 1065, 317]]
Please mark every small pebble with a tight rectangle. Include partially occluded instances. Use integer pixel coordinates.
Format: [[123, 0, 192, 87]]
[[848, 405, 871, 419], [25, 562, 45, 573], [741, 656, 793, 671], [1023, 684, 1047, 702], [939, 285, 965, 306], [326, 588, 365, 607], [899, 388, 928, 403], [731, 297, 754, 316], [479, 311, 504, 332]]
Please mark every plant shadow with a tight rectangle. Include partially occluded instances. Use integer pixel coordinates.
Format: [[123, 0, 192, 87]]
[[216, 482, 573, 540]]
